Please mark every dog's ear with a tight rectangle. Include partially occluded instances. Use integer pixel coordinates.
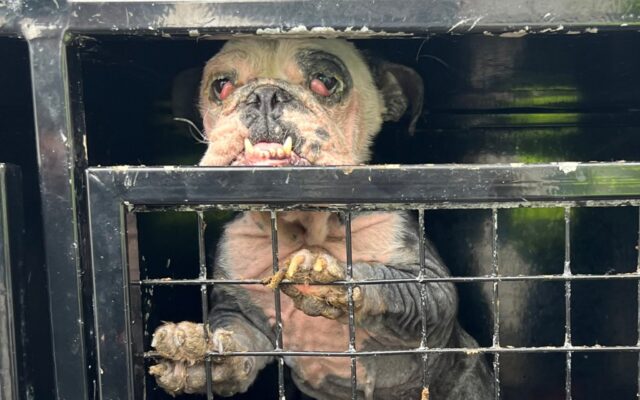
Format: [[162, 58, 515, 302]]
[[370, 61, 424, 135]]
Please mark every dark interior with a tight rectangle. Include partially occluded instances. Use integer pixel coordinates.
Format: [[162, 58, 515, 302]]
[[77, 32, 640, 399], [80, 33, 640, 166], [0, 38, 54, 399]]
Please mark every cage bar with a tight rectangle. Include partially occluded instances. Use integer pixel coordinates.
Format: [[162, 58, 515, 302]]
[[29, 37, 91, 400], [58, 1, 640, 35], [636, 207, 640, 399], [2, 0, 639, 36], [491, 209, 501, 399], [564, 207, 572, 400], [197, 211, 214, 399], [129, 199, 640, 214], [87, 163, 640, 206], [270, 211, 287, 400], [418, 209, 430, 397], [135, 272, 640, 287], [343, 211, 358, 400], [146, 344, 640, 358], [124, 212, 146, 397]]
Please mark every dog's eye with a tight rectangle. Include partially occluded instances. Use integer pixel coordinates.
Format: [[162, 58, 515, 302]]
[[310, 74, 339, 97], [212, 77, 234, 101]]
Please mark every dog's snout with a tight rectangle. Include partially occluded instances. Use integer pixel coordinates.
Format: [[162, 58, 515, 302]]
[[245, 86, 292, 117], [240, 85, 299, 144]]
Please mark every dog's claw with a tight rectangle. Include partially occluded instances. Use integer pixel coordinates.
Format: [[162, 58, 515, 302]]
[[261, 252, 305, 288], [265, 249, 363, 320], [313, 257, 327, 272], [262, 269, 286, 289], [286, 254, 306, 278]]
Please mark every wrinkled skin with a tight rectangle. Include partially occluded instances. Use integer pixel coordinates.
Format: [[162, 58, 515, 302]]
[[150, 39, 493, 399]]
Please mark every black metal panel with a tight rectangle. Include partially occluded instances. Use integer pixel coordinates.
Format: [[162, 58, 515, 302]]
[[87, 163, 640, 206], [0, 164, 22, 400], [0, 36, 55, 400], [3, 0, 640, 36], [28, 35, 90, 400], [86, 182, 131, 400], [65, 1, 640, 34]]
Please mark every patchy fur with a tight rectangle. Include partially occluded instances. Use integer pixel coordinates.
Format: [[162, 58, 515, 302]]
[[150, 38, 493, 400], [199, 39, 384, 166]]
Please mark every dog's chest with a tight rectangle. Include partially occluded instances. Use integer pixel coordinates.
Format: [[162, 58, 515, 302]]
[[219, 211, 408, 280], [217, 211, 408, 384]]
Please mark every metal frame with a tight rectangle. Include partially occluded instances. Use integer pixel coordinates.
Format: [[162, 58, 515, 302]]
[[86, 163, 640, 399], [2, 0, 640, 38], [0, 1, 638, 399], [28, 35, 91, 400], [0, 164, 23, 400]]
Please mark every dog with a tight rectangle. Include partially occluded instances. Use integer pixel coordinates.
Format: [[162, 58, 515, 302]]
[[148, 38, 493, 399]]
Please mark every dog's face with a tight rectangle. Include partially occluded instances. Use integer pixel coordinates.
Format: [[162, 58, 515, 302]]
[[198, 38, 422, 167]]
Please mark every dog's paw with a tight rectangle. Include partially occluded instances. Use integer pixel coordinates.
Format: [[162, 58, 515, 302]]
[[151, 321, 211, 363], [150, 322, 257, 396], [265, 249, 363, 319], [149, 360, 206, 396]]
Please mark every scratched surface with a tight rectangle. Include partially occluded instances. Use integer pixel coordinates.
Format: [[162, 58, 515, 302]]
[[0, 0, 639, 37], [0, 39, 55, 399]]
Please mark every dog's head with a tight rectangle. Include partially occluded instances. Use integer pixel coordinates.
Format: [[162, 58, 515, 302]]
[[197, 38, 423, 167]]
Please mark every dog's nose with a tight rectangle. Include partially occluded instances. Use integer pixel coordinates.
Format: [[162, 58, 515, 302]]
[[245, 86, 292, 117]]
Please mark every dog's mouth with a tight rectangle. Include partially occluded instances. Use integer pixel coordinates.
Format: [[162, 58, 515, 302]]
[[230, 137, 312, 166]]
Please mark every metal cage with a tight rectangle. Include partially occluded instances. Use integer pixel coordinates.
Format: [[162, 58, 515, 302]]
[[86, 164, 640, 399], [2, 0, 640, 399]]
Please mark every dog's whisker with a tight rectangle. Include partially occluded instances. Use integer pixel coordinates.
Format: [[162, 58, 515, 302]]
[[416, 54, 451, 70], [173, 117, 209, 144], [415, 38, 429, 63]]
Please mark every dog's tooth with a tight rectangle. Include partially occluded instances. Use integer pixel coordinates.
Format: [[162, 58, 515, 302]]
[[269, 148, 277, 158], [276, 148, 284, 158], [283, 136, 293, 156], [244, 139, 254, 155]]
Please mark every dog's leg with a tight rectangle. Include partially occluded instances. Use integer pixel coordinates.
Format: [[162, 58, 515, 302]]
[[273, 247, 456, 343], [150, 287, 273, 396], [269, 214, 493, 398]]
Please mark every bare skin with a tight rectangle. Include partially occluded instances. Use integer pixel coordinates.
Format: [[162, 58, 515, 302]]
[[150, 39, 493, 399]]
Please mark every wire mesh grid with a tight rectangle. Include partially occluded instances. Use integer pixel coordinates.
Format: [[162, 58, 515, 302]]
[[83, 163, 640, 399], [131, 202, 640, 400]]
